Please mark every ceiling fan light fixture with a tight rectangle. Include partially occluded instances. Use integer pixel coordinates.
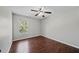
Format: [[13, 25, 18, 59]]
[[42, 15, 45, 17], [31, 6, 52, 17]]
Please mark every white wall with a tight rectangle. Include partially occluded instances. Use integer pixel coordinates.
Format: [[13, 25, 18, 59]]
[[41, 7, 79, 48], [0, 7, 12, 53], [13, 14, 41, 41]]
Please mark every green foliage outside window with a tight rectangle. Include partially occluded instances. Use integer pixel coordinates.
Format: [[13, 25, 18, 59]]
[[19, 20, 28, 33]]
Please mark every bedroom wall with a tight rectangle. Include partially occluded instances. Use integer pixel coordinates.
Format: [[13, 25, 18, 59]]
[[13, 14, 41, 41], [41, 6, 79, 48], [0, 7, 12, 53]]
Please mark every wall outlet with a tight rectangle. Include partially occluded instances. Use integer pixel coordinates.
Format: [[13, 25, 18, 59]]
[[0, 49, 1, 52]]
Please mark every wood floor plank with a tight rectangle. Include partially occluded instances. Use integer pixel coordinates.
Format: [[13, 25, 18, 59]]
[[9, 36, 79, 53]]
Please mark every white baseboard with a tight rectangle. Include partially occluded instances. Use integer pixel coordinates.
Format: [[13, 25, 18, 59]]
[[42, 35, 79, 49], [12, 34, 79, 49], [12, 35, 40, 41]]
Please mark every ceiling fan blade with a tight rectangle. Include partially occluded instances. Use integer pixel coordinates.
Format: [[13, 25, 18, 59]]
[[31, 9, 38, 12], [44, 11, 52, 14], [35, 13, 39, 16], [39, 8, 42, 11]]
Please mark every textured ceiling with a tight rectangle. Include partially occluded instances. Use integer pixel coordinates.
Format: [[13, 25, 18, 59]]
[[7, 6, 79, 20], [8, 6, 53, 20]]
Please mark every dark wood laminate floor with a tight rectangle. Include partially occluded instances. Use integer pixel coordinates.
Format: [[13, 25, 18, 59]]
[[9, 36, 79, 53]]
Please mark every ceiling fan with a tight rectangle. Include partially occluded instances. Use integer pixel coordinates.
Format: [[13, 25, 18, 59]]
[[31, 6, 52, 17]]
